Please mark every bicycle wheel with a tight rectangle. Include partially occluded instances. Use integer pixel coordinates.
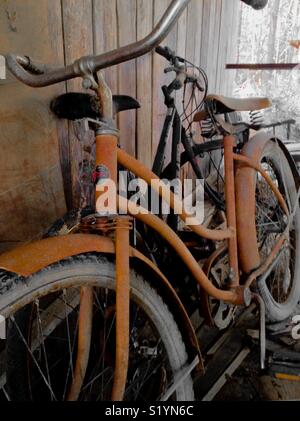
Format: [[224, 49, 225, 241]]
[[0, 255, 194, 401], [255, 140, 300, 321]]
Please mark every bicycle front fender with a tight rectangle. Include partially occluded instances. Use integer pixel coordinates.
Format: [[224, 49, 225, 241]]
[[235, 131, 290, 274], [0, 233, 203, 373]]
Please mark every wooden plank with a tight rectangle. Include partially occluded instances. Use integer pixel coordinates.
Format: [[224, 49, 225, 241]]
[[202, 347, 251, 401], [200, 0, 211, 78], [184, 0, 203, 119], [194, 328, 246, 399], [225, 0, 240, 95], [62, 0, 94, 208], [116, 0, 137, 156], [185, 0, 203, 64], [183, 0, 203, 179], [47, 1, 71, 209], [0, 0, 67, 250], [216, 0, 232, 94], [93, 0, 118, 95], [209, 0, 222, 94], [152, 0, 177, 162], [62, 0, 94, 92], [206, 0, 217, 93], [136, 0, 153, 168], [221, 0, 235, 95], [175, 4, 187, 115]]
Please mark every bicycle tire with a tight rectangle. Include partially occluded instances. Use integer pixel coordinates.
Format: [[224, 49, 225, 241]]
[[1, 254, 194, 401], [255, 140, 300, 321]]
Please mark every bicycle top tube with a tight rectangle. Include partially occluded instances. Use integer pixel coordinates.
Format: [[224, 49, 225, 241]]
[[5, 0, 190, 88]]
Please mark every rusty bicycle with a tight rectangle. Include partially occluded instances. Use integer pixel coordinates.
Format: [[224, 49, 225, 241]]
[[0, 0, 299, 401]]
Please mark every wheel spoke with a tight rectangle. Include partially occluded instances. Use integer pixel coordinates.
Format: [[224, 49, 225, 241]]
[[10, 315, 57, 401], [35, 299, 53, 401]]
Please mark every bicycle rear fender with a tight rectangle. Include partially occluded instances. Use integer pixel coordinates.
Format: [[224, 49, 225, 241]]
[[0, 233, 203, 373], [235, 131, 299, 274]]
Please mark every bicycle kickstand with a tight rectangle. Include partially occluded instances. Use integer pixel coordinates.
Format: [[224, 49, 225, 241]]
[[252, 293, 266, 370]]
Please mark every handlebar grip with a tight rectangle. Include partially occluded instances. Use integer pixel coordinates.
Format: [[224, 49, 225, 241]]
[[155, 46, 174, 61], [5, 53, 76, 87], [22, 56, 48, 75], [155, 45, 185, 63]]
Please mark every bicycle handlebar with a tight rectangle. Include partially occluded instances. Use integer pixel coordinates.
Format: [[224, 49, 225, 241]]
[[5, 0, 268, 88], [5, 0, 190, 88]]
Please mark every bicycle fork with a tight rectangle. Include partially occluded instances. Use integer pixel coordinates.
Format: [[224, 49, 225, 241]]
[[69, 124, 131, 401], [95, 129, 132, 401]]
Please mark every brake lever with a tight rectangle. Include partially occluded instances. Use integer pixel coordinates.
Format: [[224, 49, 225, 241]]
[[195, 80, 204, 92], [185, 75, 204, 92]]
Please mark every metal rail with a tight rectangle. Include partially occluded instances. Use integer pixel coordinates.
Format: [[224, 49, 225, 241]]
[[226, 63, 300, 70]]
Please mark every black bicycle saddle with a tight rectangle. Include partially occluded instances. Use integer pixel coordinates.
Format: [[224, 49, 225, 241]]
[[50, 92, 140, 121]]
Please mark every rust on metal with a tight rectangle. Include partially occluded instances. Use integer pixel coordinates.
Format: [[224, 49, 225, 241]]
[[201, 244, 228, 325], [80, 215, 123, 235], [234, 154, 288, 215], [117, 148, 234, 242], [130, 248, 204, 373], [226, 63, 299, 70], [193, 110, 209, 122], [95, 134, 118, 208], [245, 232, 287, 289], [289, 40, 300, 49], [224, 135, 239, 287], [235, 132, 281, 274], [0, 233, 203, 371], [0, 234, 115, 276], [111, 217, 132, 401], [67, 286, 93, 401], [118, 196, 244, 306]]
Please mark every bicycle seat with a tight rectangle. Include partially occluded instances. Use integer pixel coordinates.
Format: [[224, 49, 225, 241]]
[[193, 95, 272, 121], [50, 92, 140, 121]]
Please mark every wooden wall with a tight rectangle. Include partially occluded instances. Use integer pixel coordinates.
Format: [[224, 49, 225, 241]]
[[0, 0, 240, 252], [0, 0, 67, 253]]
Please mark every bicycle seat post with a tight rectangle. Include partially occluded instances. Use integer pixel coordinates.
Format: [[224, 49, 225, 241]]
[[95, 70, 113, 121]]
